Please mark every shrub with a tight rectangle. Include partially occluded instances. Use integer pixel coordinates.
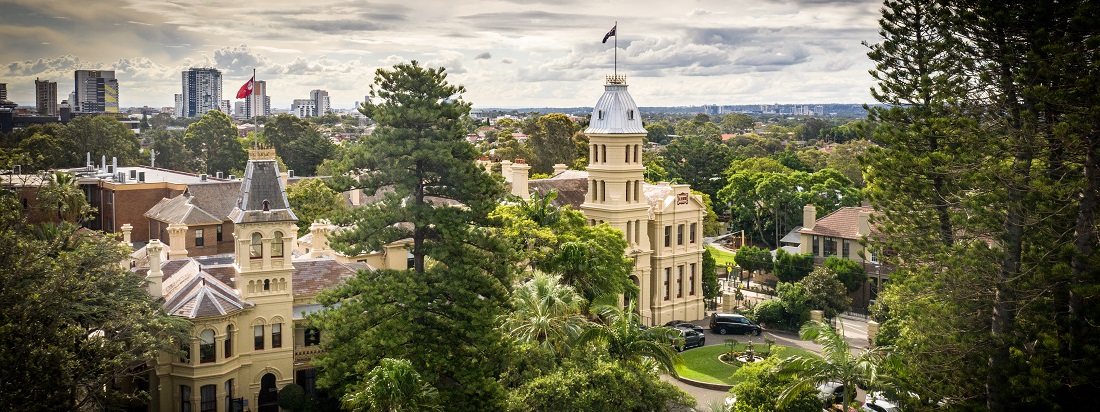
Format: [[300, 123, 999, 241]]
[[278, 384, 307, 412], [753, 299, 786, 327], [728, 356, 821, 412]]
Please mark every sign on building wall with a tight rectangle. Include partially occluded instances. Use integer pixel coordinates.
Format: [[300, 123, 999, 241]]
[[676, 192, 689, 205]]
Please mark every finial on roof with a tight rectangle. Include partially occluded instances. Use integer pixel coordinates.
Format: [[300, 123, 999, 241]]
[[606, 75, 626, 85], [249, 146, 276, 160]]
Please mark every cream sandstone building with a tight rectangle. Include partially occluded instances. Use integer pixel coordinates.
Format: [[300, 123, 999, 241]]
[[505, 77, 708, 325]]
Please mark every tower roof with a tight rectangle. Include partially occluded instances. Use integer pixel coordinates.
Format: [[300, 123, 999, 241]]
[[584, 77, 646, 135], [228, 149, 298, 223]]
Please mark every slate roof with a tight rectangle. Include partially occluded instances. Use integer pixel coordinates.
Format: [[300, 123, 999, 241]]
[[229, 159, 298, 223], [163, 271, 251, 318], [290, 258, 357, 298], [185, 182, 242, 220], [529, 177, 589, 209], [144, 192, 222, 225], [798, 207, 874, 240]]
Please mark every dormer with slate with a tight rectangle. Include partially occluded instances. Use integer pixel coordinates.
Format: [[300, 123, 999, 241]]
[[229, 148, 298, 300]]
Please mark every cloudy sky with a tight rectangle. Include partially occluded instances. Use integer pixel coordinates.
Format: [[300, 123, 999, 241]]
[[0, 0, 884, 110]]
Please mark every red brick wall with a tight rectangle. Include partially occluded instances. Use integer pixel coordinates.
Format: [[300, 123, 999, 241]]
[[103, 184, 184, 242]]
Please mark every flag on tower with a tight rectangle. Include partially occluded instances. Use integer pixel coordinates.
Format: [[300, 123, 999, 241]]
[[602, 24, 617, 44], [236, 76, 254, 99]]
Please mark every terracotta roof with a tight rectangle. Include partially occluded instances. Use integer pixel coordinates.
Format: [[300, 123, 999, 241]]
[[798, 207, 873, 240], [292, 258, 356, 298], [144, 192, 222, 225]]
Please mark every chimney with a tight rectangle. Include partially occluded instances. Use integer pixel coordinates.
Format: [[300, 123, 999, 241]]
[[101, 155, 106, 172], [803, 204, 816, 230], [280, 171, 288, 189], [121, 223, 133, 246], [501, 160, 513, 183], [146, 239, 164, 297], [553, 163, 568, 175], [350, 188, 361, 206], [309, 219, 333, 258], [166, 224, 189, 259], [511, 159, 531, 200], [86, 152, 91, 167], [858, 208, 872, 237], [112, 157, 117, 174]]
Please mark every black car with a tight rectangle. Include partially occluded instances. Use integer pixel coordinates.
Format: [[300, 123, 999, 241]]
[[664, 320, 704, 334], [709, 313, 762, 335], [673, 327, 706, 351]]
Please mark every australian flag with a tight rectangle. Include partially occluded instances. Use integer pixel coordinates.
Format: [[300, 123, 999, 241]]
[[602, 25, 617, 44]]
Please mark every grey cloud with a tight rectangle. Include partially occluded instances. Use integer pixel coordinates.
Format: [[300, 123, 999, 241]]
[[687, 9, 716, 17], [475, 52, 491, 60], [3, 55, 89, 76], [458, 11, 596, 32], [212, 45, 272, 75], [501, 58, 514, 64]]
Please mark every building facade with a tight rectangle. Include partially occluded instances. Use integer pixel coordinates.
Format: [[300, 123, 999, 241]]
[[505, 77, 707, 325], [291, 99, 316, 118], [309, 89, 330, 117], [73, 70, 119, 113], [35, 77, 58, 116], [797, 204, 890, 308], [244, 80, 271, 118], [181, 68, 223, 118], [143, 149, 355, 412]]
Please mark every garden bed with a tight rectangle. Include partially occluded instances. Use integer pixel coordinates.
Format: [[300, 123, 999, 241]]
[[673, 343, 818, 386]]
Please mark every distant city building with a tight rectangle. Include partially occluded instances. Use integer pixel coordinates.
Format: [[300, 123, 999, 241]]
[[180, 68, 223, 118], [291, 99, 316, 118], [243, 80, 270, 118], [174, 94, 184, 118], [221, 100, 230, 114], [35, 78, 58, 116], [0, 83, 7, 101], [233, 101, 246, 118], [309, 89, 330, 116], [73, 70, 119, 113]]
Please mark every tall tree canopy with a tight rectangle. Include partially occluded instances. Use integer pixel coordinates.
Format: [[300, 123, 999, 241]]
[[314, 61, 514, 411], [65, 115, 142, 166], [0, 189, 188, 410], [526, 113, 577, 175], [863, 0, 1100, 409], [264, 114, 337, 176], [184, 110, 246, 175]]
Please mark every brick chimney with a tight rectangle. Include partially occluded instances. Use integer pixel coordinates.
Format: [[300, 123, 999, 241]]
[[511, 159, 530, 200], [803, 204, 816, 230], [166, 223, 189, 259], [146, 239, 164, 298], [501, 160, 513, 183]]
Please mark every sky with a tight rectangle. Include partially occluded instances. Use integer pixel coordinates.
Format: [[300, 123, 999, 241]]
[[0, 0, 885, 110]]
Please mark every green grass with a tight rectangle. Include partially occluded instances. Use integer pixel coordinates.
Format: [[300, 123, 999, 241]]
[[673, 343, 819, 386], [705, 245, 739, 269]]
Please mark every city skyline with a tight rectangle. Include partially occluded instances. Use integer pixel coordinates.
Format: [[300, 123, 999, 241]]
[[0, 0, 883, 109]]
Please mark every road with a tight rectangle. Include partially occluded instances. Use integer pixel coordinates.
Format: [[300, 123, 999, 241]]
[[665, 314, 872, 411]]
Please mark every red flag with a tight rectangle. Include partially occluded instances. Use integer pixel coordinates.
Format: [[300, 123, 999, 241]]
[[236, 76, 254, 99]]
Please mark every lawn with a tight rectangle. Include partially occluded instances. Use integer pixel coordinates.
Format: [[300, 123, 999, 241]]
[[673, 343, 818, 386], [705, 245, 739, 269]]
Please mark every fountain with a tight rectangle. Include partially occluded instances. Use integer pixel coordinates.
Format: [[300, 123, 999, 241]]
[[736, 341, 764, 363]]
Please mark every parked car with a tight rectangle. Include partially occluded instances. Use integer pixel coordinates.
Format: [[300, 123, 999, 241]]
[[709, 313, 762, 335], [664, 320, 704, 334], [863, 392, 900, 412], [672, 327, 706, 351], [817, 382, 847, 409]]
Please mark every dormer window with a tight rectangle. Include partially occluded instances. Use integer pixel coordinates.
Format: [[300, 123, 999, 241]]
[[262, 199, 270, 211], [598, 110, 604, 120], [628, 110, 634, 120]]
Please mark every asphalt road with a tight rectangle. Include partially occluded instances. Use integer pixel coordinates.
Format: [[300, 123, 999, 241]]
[[665, 314, 872, 411]]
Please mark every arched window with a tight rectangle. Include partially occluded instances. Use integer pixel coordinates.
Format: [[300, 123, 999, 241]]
[[592, 144, 598, 162], [271, 322, 282, 348], [263, 279, 270, 291], [625, 180, 631, 203], [254, 323, 264, 350], [601, 145, 607, 163], [272, 231, 284, 258], [250, 233, 262, 259], [224, 325, 234, 358], [600, 180, 606, 202], [625, 145, 630, 163], [199, 329, 215, 363]]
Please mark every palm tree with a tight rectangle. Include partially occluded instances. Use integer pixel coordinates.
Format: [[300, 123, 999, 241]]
[[578, 295, 682, 374], [776, 320, 893, 410], [36, 171, 89, 222], [342, 358, 441, 412], [499, 272, 589, 356]]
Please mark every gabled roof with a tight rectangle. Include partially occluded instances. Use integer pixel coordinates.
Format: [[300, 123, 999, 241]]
[[642, 183, 703, 219], [185, 181, 242, 220], [529, 171, 589, 209], [144, 192, 222, 225], [780, 226, 803, 245], [798, 207, 874, 240]]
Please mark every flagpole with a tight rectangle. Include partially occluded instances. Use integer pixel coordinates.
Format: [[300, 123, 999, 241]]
[[614, 20, 618, 78], [252, 68, 257, 148]]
